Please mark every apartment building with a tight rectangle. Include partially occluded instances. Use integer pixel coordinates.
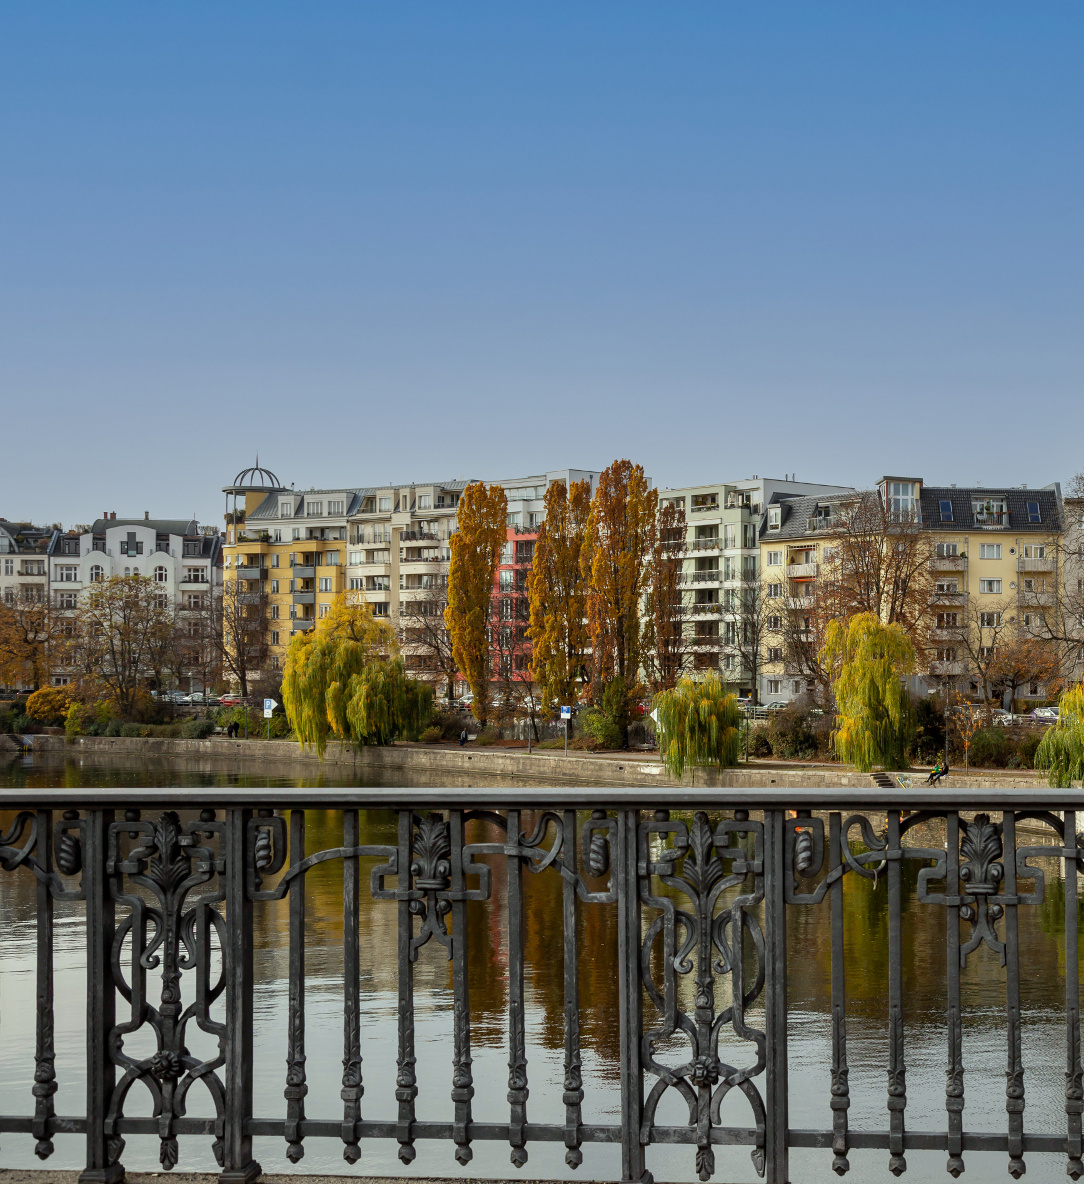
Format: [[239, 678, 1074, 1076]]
[[657, 477, 850, 697], [758, 477, 1064, 706], [0, 520, 53, 609]]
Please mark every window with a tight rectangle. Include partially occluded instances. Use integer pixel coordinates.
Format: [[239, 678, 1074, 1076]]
[[936, 612, 959, 628], [767, 615, 783, 630], [271, 579, 279, 593], [939, 499, 954, 522], [792, 680, 804, 695], [506, 513, 521, 527], [291, 528, 300, 540], [319, 577, 332, 592], [378, 497, 392, 512], [691, 493, 718, 511], [90, 565, 104, 583], [1023, 578, 1047, 593], [307, 501, 323, 517], [767, 680, 782, 695], [979, 578, 1002, 594], [768, 646, 783, 662], [325, 551, 339, 565], [417, 495, 431, 510], [885, 481, 916, 516], [280, 502, 293, 518], [528, 512, 543, 528], [56, 591, 77, 609], [273, 529, 282, 542], [724, 524, 737, 549], [348, 577, 363, 590], [154, 566, 168, 583], [936, 542, 959, 558], [973, 497, 1007, 524], [766, 582, 783, 598], [1022, 544, 1046, 559], [272, 554, 280, 567], [349, 551, 363, 565], [979, 611, 1002, 628], [53, 676, 70, 687], [499, 570, 514, 590], [3, 558, 11, 575], [1021, 613, 1035, 627], [743, 523, 757, 549], [319, 603, 330, 618], [372, 602, 389, 617], [937, 647, 958, 662], [55, 565, 78, 582], [327, 500, 345, 516], [271, 605, 280, 620], [766, 550, 783, 567], [936, 579, 960, 594], [271, 631, 280, 646], [185, 567, 207, 583], [767, 506, 781, 531], [980, 645, 997, 659], [979, 544, 1002, 560], [1027, 501, 1041, 524]]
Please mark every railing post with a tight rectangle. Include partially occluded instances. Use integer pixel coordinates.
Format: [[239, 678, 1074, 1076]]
[[618, 807, 650, 1184], [220, 807, 261, 1184], [79, 808, 122, 1184], [764, 808, 790, 1184]]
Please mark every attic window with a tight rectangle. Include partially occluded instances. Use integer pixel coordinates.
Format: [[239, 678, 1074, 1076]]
[[767, 506, 781, 531], [939, 499, 953, 522], [1027, 500, 1041, 524]]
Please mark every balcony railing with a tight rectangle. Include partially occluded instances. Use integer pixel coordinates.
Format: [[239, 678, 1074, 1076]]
[[684, 539, 721, 552], [292, 591, 316, 605], [1018, 590, 1056, 606], [932, 556, 968, 570], [291, 617, 315, 631], [290, 564, 316, 579], [234, 566, 265, 581], [1018, 558, 1055, 573], [786, 562, 817, 578], [1, 788, 1083, 1184], [683, 571, 721, 584], [928, 660, 966, 675]]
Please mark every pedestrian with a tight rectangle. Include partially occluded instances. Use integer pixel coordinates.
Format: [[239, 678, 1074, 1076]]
[[923, 759, 942, 785], [931, 760, 949, 786], [227, 720, 238, 740], [459, 728, 468, 747]]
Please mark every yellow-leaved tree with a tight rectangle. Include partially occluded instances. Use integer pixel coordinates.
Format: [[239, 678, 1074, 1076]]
[[653, 674, 741, 779], [1034, 683, 1084, 787], [445, 481, 507, 724], [283, 593, 430, 753], [527, 478, 591, 715], [820, 611, 916, 772], [581, 459, 657, 743]]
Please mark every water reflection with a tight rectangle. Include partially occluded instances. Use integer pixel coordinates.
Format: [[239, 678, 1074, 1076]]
[[0, 754, 1081, 1184]]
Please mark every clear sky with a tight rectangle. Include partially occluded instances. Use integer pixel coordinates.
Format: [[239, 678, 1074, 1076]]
[[2, 3, 1081, 528]]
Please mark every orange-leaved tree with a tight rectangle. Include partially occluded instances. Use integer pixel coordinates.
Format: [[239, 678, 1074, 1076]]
[[527, 478, 592, 715], [0, 597, 60, 692], [581, 459, 657, 742], [445, 481, 507, 724]]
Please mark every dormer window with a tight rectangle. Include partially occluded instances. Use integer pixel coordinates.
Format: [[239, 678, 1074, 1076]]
[[1027, 500, 1041, 524], [939, 499, 953, 522], [972, 496, 1007, 525], [767, 506, 781, 531], [306, 501, 323, 517], [279, 502, 293, 518], [885, 481, 916, 516]]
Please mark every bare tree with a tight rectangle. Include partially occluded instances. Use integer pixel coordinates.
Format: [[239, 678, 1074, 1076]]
[[724, 574, 774, 703], [643, 500, 691, 692], [193, 574, 267, 701], [398, 580, 459, 701], [951, 596, 1015, 709]]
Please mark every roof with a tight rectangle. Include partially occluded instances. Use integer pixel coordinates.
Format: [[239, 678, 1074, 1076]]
[[918, 486, 1061, 532], [758, 491, 859, 541], [89, 518, 200, 536], [246, 480, 472, 522], [0, 521, 56, 552]]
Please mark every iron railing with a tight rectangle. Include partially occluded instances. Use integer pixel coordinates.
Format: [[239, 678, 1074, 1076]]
[[1, 786, 1084, 1184]]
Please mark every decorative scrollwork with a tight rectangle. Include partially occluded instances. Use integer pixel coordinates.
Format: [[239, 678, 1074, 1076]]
[[640, 810, 767, 1181], [104, 809, 227, 1171]]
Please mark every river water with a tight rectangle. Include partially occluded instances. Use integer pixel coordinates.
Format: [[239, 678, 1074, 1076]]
[[0, 750, 1080, 1184]]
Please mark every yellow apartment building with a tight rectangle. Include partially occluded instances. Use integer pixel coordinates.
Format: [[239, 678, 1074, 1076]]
[[758, 477, 1065, 707]]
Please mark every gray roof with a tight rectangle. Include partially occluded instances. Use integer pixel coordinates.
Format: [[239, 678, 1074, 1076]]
[[90, 518, 199, 536], [758, 491, 859, 541], [918, 486, 1061, 532], [247, 480, 472, 522]]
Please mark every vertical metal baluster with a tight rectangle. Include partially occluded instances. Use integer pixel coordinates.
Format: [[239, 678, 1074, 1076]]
[[341, 809, 363, 1163], [79, 808, 122, 1184], [618, 807, 649, 1184], [395, 809, 418, 1164], [449, 808, 475, 1165], [32, 809, 57, 1161], [220, 808, 260, 1184], [764, 808, 789, 1184], [284, 809, 307, 1162], [886, 809, 907, 1176], [945, 811, 965, 1178], [1003, 810, 1025, 1178], [507, 808, 529, 1168], [562, 808, 584, 1168], [829, 811, 849, 1175], [1065, 810, 1083, 1180]]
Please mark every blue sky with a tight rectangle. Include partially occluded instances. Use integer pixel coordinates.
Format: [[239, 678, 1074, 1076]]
[[2, 3, 1081, 527]]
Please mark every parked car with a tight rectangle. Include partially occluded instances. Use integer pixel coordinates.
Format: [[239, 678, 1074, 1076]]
[[1030, 706, 1060, 722], [219, 695, 242, 707], [188, 693, 205, 704], [766, 702, 787, 712]]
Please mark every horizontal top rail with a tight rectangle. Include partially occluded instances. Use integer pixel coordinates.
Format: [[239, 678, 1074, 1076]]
[[0, 783, 1076, 808]]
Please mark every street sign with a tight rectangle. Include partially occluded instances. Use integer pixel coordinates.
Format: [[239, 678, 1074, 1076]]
[[649, 708, 659, 724], [560, 705, 572, 720], [264, 698, 277, 719]]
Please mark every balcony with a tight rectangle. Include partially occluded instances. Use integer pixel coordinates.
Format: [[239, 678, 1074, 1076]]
[[932, 555, 968, 571], [684, 539, 721, 553], [180, 575, 210, 586], [292, 591, 316, 605], [931, 590, 967, 605], [1018, 557, 1055, 573], [234, 566, 265, 581], [689, 500, 719, 513], [291, 618, 315, 632], [684, 571, 721, 584], [291, 564, 316, 579], [785, 596, 814, 610], [1018, 590, 1056, 607], [806, 516, 837, 532], [786, 562, 817, 578], [928, 659, 966, 676], [930, 626, 964, 641], [688, 602, 723, 615]]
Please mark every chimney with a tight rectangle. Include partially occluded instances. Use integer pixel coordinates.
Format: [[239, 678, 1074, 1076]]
[[103, 511, 108, 520], [144, 511, 149, 520], [111, 511, 116, 520]]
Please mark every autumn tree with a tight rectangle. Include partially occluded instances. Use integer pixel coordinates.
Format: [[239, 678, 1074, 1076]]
[[72, 575, 176, 718], [653, 673, 741, 779], [951, 596, 1015, 709], [821, 612, 916, 771], [1035, 683, 1084, 787], [527, 478, 591, 713], [581, 460, 657, 742], [193, 570, 268, 701], [444, 482, 507, 724], [990, 634, 1064, 708], [642, 498, 691, 692], [398, 581, 459, 701], [0, 597, 61, 691]]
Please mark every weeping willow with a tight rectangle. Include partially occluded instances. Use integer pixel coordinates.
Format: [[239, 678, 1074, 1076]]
[[820, 612, 916, 772], [1034, 684, 1084, 787], [282, 598, 431, 753], [653, 674, 741, 780]]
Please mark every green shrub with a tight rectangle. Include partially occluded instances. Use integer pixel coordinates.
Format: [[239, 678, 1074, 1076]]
[[181, 718, 216, 739], [910, 695, 947, 765], [577, 707, 620, 750], [419, 725, 444, 744], [750, 728, 773, 757], [119, 722, 146, 738], [967, 728, 1012, 768], [0, 710, 16, 735], [267, 713, 293, 739], [1018, 728, 1044, 766], [475, 725, 501, 746], [765, 707, 818, 760]]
